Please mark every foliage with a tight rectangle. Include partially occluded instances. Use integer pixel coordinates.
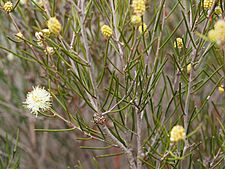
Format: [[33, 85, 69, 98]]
[[0, 0, 225, 168]]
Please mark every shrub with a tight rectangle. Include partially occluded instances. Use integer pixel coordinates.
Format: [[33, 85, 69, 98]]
[[0, 0, 225, 168]]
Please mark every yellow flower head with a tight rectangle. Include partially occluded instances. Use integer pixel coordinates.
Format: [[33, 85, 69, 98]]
[[3, 1, 13, 13], [101, 25, 113, 39], [132, 0, 146, 16], [131, 15, 142, 26], [174, 37, 183, 49], [170, 125, 185, 142], [187, 64, 192, 74], [138, 23, 147, 34], [203, 0, 213, 10], [218, 85, 224, 94], [208, 20, 225, 45], [47, 17, 62, 35]]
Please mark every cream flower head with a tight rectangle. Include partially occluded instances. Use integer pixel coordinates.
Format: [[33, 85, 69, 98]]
[[3, 1, 13, 13], [170, 125, 185, 142], [24, 86, 52, 117], [208, 20, 225, 45]]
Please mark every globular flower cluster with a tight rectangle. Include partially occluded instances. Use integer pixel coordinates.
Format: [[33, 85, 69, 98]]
[[101, 25, 113, 39], [132, 0, 146, 16], [203, 0, 213, 10], [218, 85, 224, 94], [208, 20, 225, 45], [131, 0, 146, 26], [187, 64, 192, 74], [47, 17, 62, 35], [138, 22, 147, 34], [170, 125, 185, 142], [131, 15, 142, 26], [3, 1, 13, 13], [24, 86, 52, 117], [174, 37, 183, 49]]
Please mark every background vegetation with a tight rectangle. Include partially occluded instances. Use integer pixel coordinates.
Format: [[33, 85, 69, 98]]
[[0, 0, 225, 168]]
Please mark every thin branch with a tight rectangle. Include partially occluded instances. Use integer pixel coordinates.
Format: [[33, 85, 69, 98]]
[[182, 0, 218, 158], [110, 0, 124, 69], [136, 109, 142, 169], [80, 0, 100, 112], [103, 125, 137, 169], [50, 109, 113, 145]]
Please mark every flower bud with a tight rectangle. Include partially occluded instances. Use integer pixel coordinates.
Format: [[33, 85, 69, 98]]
[[174, 38, 183, 49], [187, 64, 192, 74], [47, 17, 62, 35], [101, 25, 113, 39], [218, 85, 224, 94], [138, 23, 147, 34], [131, 15, 142, 26]]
